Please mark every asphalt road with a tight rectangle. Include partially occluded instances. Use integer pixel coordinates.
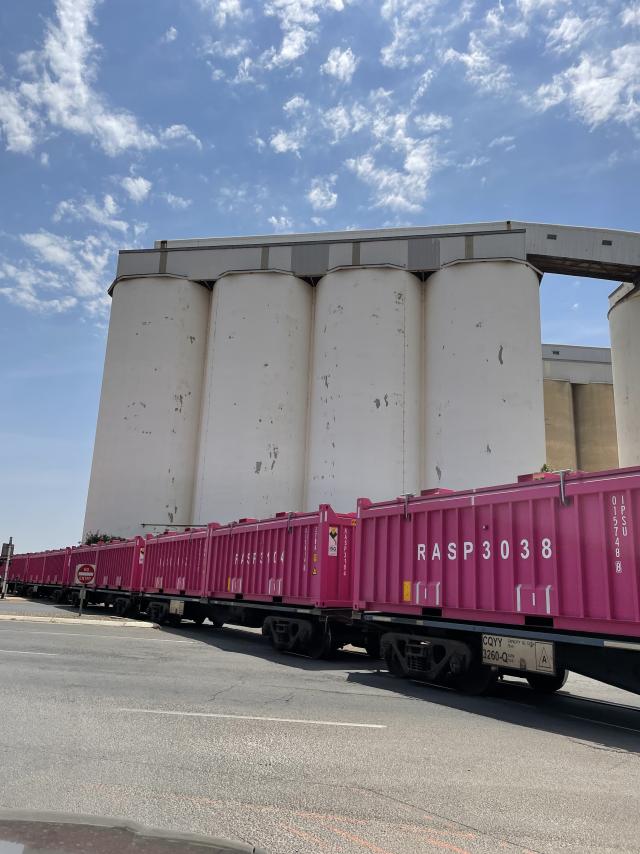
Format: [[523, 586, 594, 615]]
[[0, 602, 639, 854]]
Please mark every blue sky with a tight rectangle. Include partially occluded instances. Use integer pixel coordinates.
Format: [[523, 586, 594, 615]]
[[1, 0, 638, 551]]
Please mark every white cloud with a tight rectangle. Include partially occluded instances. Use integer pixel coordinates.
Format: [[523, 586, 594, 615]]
[[346, 138, 437, 212], [198, 0, 245, 27], [121, 176, 152, 203], [531, 45, 640, 127], [621, 4, 640, 26], [162, 25, 178, 43], [310, 216, 327, 226], [40, 151, 49, 166], [321, 46, 359, 82], [0, 88, 38, 153], [459, 155, 490, 169], [414, 112, 452, 133], [159, 124, 203, 149], [270, 127, 306, 153], [489, 134, 515, 147], [444, 33, 512, 92], [323, 104, 353, 141], [262, 0, 349, 68], [410, 69, 436, 106], [380, 0, 440, 68], [545, 14, 598, 54], [307, 175, 338, 210], [0, 229, 119, 315], [204, 38, 251, 58], [283, 94, 310, 114], [53, 194, 129, 233], [162, 193, 192, 209], [0, 0, 200, 157], [268, 214, 294, 231], [517, 0, 567, 17]]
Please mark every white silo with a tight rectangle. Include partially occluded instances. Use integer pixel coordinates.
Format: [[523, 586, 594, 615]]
[[609, 284, 640, 466], [305, 266, 422, 510], [423, 259, 545, 490], [83, 275, 210, 538], [193, 270, 312, 523]]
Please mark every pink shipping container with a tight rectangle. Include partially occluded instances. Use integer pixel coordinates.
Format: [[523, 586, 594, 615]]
[[6, 553, 29, 583], [67, 538, 144, 590], [26, 552, 46, 585], [141, 529, 208, 596], [355, 467, 640, 639], [205, 506, 356, 608], [65, 545, 98, 586]]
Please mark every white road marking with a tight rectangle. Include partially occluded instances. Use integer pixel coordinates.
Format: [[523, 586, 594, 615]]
[[0, 629, 194, 644], [566, 713, 640, 734], [120, 708, 387, 729], [0, 649, 58, 656]]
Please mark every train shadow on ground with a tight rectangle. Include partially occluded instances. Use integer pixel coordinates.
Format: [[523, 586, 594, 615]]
[[346, 669, 640, 754], [157, 620, 640, 754], [37, 602, 640, 752]]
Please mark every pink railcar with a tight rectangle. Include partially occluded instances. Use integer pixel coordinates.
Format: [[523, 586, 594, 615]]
[[355, 467, 640, 639], [204, 506, 356, 608], [6, 553, 29, 583], [141, 529, 208, 596], [67, 539, 144, 591]]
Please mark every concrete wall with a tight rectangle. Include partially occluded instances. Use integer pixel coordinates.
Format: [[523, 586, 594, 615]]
[[573, 383, 619, 471], [543, 379, 618, 472], [83, 276, 210, 538], [543, 380, 577, 470]]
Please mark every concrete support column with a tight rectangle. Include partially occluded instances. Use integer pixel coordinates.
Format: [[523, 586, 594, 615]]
[[609, 284, 640, 467]]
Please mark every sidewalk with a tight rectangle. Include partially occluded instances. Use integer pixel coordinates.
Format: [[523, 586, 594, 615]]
[[0, 596, 156, 628]]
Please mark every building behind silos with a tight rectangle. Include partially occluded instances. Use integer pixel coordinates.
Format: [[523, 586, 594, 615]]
[[83, 221, 639, 539]]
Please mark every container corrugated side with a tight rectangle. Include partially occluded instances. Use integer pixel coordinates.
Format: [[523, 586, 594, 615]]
[[354, 467, 640, 638], [141, 529, 207, 595], [42, 549, 68, 585], [95, 538, 144, 591], [204, 506, 355, 608]]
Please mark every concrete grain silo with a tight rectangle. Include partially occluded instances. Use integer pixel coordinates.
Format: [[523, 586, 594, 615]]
[[83, 275, 210, 539], [609, 283, 640, 466], [192, 271, 312, 523], [84, 222, 638, 537], [305, 266, 422, 510], [423, 260, 546, 490]]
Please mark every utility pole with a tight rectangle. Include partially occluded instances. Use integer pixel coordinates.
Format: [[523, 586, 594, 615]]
[[1, 537, 14, 600]]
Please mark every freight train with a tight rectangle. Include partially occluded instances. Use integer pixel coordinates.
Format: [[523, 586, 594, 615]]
[[4, 467, 640, 696]]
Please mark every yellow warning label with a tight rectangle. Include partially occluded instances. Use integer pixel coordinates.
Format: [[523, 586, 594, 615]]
[[226, 576, 231, 592], [402, 581, 412, 602]]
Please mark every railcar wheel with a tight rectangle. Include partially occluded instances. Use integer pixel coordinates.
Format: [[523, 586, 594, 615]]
[[113, 598, 129, 617], [192, 615, 205, 626], [384, 647, 406, 678], [526, 669, 568, 694], [306, 625, 332, 659], [450, 664, 497, 695]]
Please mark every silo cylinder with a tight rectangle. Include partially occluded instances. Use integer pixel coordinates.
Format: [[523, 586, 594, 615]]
[[609, 284, 640, 466], [83, 275, 210, 538], [305, 266, 422, 510], [192, 270, 312, 523], [423, 259, 545, 490]]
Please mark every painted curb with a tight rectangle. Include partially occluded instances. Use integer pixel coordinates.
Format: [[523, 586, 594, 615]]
[[0, 615, 158, 628]]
